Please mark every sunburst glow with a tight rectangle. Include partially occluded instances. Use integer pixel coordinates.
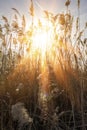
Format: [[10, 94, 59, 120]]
[[26, 18, 55, 61], [32, 29, 48, 56]]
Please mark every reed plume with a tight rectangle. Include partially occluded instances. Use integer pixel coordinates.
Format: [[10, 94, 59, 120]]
[[11, 102, 33, 130]]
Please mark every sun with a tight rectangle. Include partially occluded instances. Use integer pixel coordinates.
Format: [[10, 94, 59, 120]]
[[27, 18, 54, 59], [32, 29, 48, 56]]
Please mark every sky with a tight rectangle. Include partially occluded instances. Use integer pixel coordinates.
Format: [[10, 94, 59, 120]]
[[0, 0, 87, 28]]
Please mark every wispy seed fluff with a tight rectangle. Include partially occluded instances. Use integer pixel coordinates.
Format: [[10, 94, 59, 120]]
[[11, 102, 33, 130]]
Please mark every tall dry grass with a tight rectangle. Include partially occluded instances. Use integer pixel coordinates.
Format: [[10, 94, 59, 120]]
[[0, 0, 87, 129]]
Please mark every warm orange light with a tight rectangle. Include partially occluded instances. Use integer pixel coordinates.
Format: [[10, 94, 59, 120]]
[[26, 18, 54, 60]]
